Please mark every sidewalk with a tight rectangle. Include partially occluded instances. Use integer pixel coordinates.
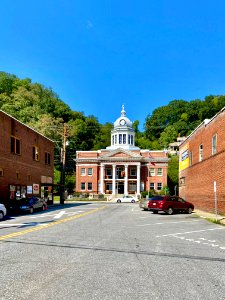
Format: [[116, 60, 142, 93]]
[[193, 209, 225, 225]]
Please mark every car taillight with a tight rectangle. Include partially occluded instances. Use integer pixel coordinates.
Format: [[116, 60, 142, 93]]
[[158, 201, 163, 206]]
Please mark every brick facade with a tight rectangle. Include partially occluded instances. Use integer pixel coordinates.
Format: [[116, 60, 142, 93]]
[[179, 107, 225, 214], [0, 110, 54, 207]]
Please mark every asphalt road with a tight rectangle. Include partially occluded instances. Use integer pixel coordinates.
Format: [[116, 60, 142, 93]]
[[1, 202, 225, 300]]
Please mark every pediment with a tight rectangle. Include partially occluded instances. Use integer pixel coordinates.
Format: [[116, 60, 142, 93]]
[[100, 148, 142, 159]]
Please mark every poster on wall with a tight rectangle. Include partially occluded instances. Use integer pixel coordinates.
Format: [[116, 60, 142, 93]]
[[179, 144, 190, 171], [27, 186, 32, 194], [33, 184, 39, 194]]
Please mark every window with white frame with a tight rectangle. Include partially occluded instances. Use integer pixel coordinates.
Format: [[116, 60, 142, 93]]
[[115, 135, 117, 144], [212, 134, 217, 155], [88, 182, 92, 190], [157, 168, 163, 176], [81, 182, 85, 190], [119, 134, 122, 144], [129, 182, 137, 192], [106, 168, 112, 177], [130, 167, 136, 176], [149, 168, 155, 176], [88, 168, 93, 176], [199, 144, 203, 161], [157, 183, 162, 190], [81, 168, 86, 176], [150, 182, 154, 190]]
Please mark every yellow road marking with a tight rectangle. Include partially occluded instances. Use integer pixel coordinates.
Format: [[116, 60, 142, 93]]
[[0, 205, 107, 241]]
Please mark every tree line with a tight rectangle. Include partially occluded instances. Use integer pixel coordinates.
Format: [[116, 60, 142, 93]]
[[1, 71, 225, 192]]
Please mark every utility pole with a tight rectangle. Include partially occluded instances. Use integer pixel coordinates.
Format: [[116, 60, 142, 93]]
[[60, 123, 67, 205]]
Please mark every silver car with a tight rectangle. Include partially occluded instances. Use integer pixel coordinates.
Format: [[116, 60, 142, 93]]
[[139, 198, 150, 210], [0, 203, 7, 220]]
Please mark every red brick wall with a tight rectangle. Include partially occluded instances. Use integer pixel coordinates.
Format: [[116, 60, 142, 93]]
[[179, 109, 225, 214], [0, 111, 54, 203]]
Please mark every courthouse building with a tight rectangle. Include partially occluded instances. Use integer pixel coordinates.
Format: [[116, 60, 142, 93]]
[[179, 107, 225, 214], [75, 106, 169, 197]]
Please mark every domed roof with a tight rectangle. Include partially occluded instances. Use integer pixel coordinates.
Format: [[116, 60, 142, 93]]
[[114, 105, 133, 128]]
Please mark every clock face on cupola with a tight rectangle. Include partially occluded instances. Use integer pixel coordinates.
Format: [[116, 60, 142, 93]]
[[119, 119, 126, 126]]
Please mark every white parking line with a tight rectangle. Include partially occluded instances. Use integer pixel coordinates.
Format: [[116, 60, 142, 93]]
[[137, 220, 200, 227], [156, 227, 225, 237]]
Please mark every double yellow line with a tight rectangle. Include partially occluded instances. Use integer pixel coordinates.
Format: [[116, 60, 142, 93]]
[[0, 205, 107, 241]]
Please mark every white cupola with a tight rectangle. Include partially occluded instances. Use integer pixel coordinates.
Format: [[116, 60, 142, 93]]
[[106, 105, 140, 150]]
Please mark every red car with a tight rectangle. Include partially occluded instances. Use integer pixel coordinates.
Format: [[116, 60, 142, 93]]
[[147, 195, 194, 215]]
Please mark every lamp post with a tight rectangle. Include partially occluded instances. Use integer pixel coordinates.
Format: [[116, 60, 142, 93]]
[[60, 124, 67, 205]]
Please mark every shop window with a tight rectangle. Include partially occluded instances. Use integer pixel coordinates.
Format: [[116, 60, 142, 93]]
[[45, 152, 51, 165], [212, 134, 217, 155], [0, 168, 3, 177], [88, 182, 92, 191], [157, 168, 163, 176], [11, 136, 21, 155], [81, 182, 85, 190], [33, 146, 40, 161]]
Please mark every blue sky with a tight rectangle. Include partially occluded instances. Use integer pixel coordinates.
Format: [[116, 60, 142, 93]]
[[1, 0, 225, 130]]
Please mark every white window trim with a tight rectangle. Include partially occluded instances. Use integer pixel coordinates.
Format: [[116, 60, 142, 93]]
[[88, 168, 93, 176], [149, 168, 155, 176], [157, 168, 163, 176], [81, 168, 86, 176]]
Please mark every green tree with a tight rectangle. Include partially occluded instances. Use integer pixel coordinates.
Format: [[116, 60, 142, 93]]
[[167, 156, 179, 195]]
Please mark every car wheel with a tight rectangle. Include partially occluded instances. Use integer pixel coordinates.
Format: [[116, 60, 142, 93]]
[[117, 200, 121, 203], [0, 211, 4, 220], [167, 207, 174, 215], [131, 200, 135, 203], [187, 207, 193, 214], [30, 207, 34, 214], [153, 211, 158, 214]]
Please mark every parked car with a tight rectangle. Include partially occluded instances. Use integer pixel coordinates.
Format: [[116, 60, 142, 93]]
[[139, 198, 151, 210], [0, 203, 7, 220], [115, 195, 137, 203], [18, 197, 46, 214], [142, 195, 194, 215]]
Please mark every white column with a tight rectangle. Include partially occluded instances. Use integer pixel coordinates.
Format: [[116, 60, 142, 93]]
[[137, 163, 141, 195], [112, 164, 116, 195], [124, 165, 128, 195], [100, 164, 105, 194]]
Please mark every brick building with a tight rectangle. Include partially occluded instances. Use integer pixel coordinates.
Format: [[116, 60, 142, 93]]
[[75, 106, 168, 197], [179, 107, 225, 214], [0, 110, 54, 208]]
